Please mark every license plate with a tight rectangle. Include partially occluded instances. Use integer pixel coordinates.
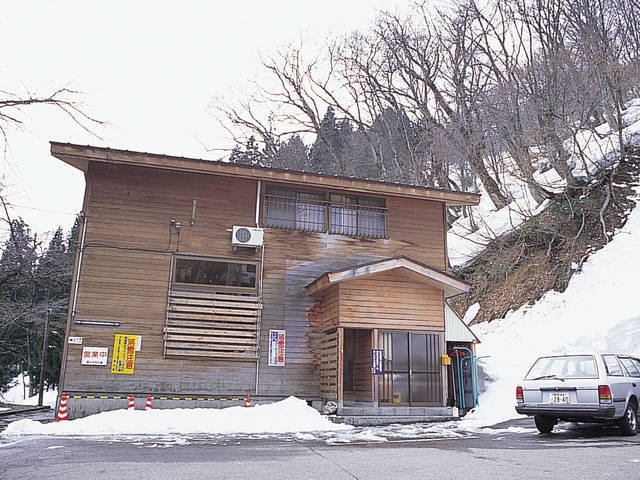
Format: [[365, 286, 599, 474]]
[[549, 392, 570, 404]]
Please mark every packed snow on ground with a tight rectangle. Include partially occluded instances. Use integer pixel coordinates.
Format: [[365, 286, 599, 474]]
[[2, 109, 640, 443]]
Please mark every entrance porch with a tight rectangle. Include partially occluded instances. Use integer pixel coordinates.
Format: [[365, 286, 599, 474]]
[[306, 256, 472, 421]]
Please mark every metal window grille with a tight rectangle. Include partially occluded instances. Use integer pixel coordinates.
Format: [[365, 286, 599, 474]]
[[264, 191, 387, 239]]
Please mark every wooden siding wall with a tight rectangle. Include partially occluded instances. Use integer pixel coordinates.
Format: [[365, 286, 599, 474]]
[[63, 163, 261, 394], [62, 161, 449, 400], [338, 270, 445, 331], [319, 329, 338, 400]]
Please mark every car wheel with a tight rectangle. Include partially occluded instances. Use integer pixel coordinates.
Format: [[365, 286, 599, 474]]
[[534, 415, 556, 434], [618, 400, 638, 436]]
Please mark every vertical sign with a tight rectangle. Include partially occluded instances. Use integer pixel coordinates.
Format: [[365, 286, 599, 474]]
[[111, 334, 137, 374], [268, 330, 286, 366], [371, 349, 384, 375]]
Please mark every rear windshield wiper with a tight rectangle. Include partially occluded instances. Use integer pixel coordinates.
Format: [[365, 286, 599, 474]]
[[530, 374, 565, 382]]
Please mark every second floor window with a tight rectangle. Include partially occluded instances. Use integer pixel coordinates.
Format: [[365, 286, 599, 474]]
[[264, 188, 326, 232], [263, 187, 387, 239], [330, 194, 386, 238]]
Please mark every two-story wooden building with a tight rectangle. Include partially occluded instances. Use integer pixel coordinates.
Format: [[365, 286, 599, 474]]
[[51, 142, 480, 420]]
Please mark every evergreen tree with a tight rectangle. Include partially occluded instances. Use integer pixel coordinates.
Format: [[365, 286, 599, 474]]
[[309, 107, 353, 175], [0, 219, 39, 393], [229, 136, 275, 167], [273, 134, 310, 170], [0, 217, 78, 394]]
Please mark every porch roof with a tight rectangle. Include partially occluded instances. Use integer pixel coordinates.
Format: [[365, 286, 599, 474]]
[[305, 256, 470, 298]]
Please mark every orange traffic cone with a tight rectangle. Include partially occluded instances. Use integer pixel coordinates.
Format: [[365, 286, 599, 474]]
[[145, 394, 153, 410], [245, 394, 251, 408], [56, 392, 68, 422], [127, 394, 135, 410]]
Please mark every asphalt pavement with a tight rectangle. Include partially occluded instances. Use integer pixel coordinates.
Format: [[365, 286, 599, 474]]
[[1, 410, 639, 479]]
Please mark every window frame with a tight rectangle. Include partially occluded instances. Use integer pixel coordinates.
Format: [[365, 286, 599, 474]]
[[165, 255, 262, 360], [263, 187, 326, 232], [172, 255, 260, 294], [329, 194, 387, 239], [263, 186, 388, 239]]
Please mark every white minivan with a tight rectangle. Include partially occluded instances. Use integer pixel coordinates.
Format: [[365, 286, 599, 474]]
[[515, 354, 640, 435]]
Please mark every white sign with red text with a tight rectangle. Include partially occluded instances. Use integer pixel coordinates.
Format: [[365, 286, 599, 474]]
[[81, 347, 109, 366]]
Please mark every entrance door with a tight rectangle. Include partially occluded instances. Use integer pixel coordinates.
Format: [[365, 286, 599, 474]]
[[380, 332, 442, 405], [342, 328, 373, 404]]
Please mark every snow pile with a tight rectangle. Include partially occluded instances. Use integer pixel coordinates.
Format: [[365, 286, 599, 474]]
[[2, 396, 352, 437]]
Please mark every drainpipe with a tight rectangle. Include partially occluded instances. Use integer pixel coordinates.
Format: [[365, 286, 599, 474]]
[[255, 180, 261, 228], [58, 214, 88, 398], [71, 215, 88, 320], [254, 180, 263, 395]]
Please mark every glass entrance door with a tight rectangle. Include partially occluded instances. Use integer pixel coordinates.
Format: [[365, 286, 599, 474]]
[[380, 332, 442, 405]]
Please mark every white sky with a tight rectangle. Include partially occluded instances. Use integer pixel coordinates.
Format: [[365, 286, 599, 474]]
[[0, 0, 414, 238]]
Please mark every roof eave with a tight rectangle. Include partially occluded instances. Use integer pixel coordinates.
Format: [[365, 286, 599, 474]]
[[50, 142, 481, 207], [306, 256, 470, 298]]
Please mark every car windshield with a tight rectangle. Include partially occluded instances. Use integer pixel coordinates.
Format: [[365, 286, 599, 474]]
[[525, 355, 598, 380]]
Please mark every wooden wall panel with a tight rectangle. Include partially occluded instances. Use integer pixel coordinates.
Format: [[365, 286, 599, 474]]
[[338, 271, 445, 331]]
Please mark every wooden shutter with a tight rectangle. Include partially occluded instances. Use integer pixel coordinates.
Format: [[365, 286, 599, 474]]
[[164, 290, 262, 360]]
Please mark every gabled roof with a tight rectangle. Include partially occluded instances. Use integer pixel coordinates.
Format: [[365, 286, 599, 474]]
[[305, 256, 470, 298], [50, 142, 480, 207]]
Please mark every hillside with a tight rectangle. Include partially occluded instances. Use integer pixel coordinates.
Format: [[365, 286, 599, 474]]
[[450, 145, 640, 324]]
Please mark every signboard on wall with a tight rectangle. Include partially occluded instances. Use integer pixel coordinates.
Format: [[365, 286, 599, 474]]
[[268, 330, 286, 366], [371, 349, 384, 375], [111, 334, 137, 374], [81, 347, 108, 365]]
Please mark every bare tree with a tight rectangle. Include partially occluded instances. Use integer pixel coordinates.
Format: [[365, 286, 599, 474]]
[[213, 47, 349, 171], [0, 86, 103, 155], [214, 0, 639, 210], [470, 0, 551, 205], [563, 0, 640, 158]]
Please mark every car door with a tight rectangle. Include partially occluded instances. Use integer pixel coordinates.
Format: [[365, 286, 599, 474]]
[[616, 356, 640, 416]]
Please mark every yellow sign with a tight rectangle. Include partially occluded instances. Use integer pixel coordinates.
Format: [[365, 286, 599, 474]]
[[441, 354, 452, 365], [111, 334, 137, 374]]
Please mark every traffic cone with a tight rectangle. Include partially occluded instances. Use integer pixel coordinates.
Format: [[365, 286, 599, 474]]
[[145, 394, 153, 410], [245, 394, 251, 408], [127, 394, 135, 410], [56, 392, 68, 422]]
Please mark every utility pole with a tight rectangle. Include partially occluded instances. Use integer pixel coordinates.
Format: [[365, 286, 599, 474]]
[[37, 308, 52, 407]]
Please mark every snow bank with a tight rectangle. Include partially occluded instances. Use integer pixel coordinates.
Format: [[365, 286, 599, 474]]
[[2, 396, 352, 437]]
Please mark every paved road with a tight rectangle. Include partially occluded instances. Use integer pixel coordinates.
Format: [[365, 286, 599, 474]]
[[1, 417, 639, 479]]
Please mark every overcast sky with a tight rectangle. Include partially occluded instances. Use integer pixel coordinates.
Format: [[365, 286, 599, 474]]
[[0, 0, 416, 239]]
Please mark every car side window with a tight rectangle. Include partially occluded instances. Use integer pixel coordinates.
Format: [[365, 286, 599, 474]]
[[603, 355, 624, 376], [619, 357, 640, 377]]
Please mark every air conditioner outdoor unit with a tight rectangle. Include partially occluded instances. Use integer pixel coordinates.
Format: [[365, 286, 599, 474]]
[[232, 226, 264, 249]]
